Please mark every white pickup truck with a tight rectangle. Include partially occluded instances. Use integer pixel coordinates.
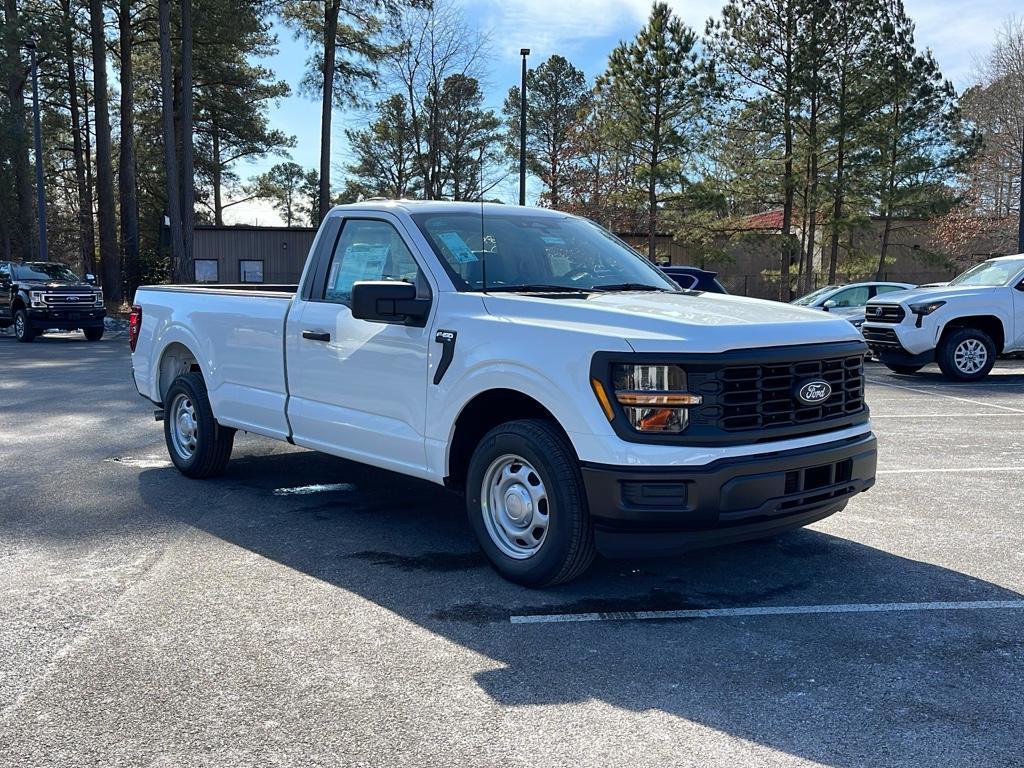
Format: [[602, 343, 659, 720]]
[[863, 254, 1024, 381], [130, 201, 877, 586]]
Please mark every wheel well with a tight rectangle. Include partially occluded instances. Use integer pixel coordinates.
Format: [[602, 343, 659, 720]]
[[158, 342, 202, 403], [12, 295, 25, 311], [446, 389, 565, 490], [942, 315, 1005, 353]]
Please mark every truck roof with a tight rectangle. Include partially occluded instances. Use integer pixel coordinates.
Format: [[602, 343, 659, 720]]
[[331, 199, 572, 219]]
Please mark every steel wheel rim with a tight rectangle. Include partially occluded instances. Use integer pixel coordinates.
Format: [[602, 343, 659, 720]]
[[169, 393, 199, 460], [480, 453, 550, 560], [954, 338, 987, 374], [14, 314, 24, 337]]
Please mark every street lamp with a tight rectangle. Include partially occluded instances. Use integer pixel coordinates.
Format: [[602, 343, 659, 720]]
[[518, 48, 530, 207], [24, 39, 47, 261]]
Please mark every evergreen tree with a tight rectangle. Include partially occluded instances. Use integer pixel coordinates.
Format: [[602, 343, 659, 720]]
[[502, 54, 590, 207], [597, 2, 713, 260], [343, 94, 420, 200]]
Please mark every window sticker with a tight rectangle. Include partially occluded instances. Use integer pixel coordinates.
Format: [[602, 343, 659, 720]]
[[335, 243, 389, 290], [437, 231, 479, 263], [541, 235, 566, 245]]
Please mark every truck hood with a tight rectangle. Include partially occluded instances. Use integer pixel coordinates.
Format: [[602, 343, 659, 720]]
[[481, 291, 862, 353], [866, 284, 997, 307]]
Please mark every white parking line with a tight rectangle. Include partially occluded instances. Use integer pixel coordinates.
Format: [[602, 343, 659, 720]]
[[866, 378, 1024, 413], [871, 413, 1024, 418], [877, 466, 1024, 475], [509, 600, 1024, 625]]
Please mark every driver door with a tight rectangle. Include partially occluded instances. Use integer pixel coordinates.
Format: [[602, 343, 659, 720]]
[[285, 214, 435, 476]]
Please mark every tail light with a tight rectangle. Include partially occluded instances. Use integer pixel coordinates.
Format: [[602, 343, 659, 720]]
[[128, 305, 142, 352]]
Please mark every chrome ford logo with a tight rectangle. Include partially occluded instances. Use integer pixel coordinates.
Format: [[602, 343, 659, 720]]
[[796, 380, 832, 405], [66, 296, 79, 302]]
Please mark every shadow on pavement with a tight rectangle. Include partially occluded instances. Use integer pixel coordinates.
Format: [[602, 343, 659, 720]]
[[138, 446, 1023, 767]]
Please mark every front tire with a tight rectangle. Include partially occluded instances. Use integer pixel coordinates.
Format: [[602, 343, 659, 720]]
[[163, 372, 235, 478], [466, 419, 595, 587], [83, 327, 104, 342], [937, 327, 996, 381], [14, 309, 35, 343], [884, 363, 923, 375]]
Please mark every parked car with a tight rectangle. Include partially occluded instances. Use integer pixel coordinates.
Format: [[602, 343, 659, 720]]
[[660, 266, 728, 293], [863, 254, 1024, 380], [792, 282, 915, 329], [130, 200, 876, 586], [0, 261, 105, 342]]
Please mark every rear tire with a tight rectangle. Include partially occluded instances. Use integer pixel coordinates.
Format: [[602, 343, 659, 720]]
[[83, 327, 104, 342], [163, 372, 235, 478], [884, 363, 923, 375], [936, 327, 996, 382], [14, 309, 35, 342], [466, 419, 595, 587]]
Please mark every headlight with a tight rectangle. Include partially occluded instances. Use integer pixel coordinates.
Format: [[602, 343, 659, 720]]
[[607, 364, 702, 433], [909, 300, 945, 327], [29, 290, 47, 308]]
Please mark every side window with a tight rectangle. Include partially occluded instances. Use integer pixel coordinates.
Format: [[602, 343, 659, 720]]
[[323, 219, 421, 304], [874, 285, 905, 296], [0, 263, 10, 282], [830, 286, 869, 307]]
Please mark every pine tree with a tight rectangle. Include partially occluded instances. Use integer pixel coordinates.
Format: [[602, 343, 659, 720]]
[[343, 94, 420, 200], [502, 55, 590, 207], [597, 2, 712, 260]]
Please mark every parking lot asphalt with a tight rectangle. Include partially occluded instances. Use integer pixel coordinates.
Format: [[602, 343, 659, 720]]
[[1, 333, 1023, 768]]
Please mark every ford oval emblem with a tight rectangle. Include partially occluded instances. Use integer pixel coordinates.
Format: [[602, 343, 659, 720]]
[[796, 379, 832, 405]]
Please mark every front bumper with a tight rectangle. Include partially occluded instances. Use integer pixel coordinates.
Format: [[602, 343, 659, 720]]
[[27, 307, 106, 329], [582, 432, 877, 558]]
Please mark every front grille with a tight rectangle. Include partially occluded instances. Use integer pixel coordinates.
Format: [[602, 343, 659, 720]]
[[862, 327, 902, 349], [864, 303, 904, 323], [695, 354, 865, 433], [42, 292, 98, 307]]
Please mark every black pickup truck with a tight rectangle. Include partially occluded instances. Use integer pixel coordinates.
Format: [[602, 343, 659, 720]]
[[0, 261, 106, 342]]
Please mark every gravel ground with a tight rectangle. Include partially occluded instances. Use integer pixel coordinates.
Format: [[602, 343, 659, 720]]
[[1, 333, 1022, 767]]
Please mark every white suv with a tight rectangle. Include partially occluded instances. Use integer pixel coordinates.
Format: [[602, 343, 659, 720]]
[[862, 254, 1024, 380]]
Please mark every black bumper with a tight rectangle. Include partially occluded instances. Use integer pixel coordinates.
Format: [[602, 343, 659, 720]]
[[27, 307, 106, 329], [582, 432, 877, 558], [862, 327, 934, 367]]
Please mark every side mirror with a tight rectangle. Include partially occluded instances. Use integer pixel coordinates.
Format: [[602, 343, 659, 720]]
[[85, 273, 96, 284], [351, 281, 430, 326], [822, 299, 837, 311]]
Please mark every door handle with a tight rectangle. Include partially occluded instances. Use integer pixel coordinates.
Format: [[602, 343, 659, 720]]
[[302, 330, 331, 342]]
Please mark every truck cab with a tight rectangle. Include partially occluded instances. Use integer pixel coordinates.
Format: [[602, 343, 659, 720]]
[[862, 254, 1024, 380], [131, 201, 877, 586]]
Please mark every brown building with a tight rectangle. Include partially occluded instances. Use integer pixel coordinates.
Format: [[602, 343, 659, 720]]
[[192, 225, 317, 285]]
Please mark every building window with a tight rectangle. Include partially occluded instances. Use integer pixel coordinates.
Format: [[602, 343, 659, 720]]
[[194, 259, 219, 283], [239, 260, 264, 283]]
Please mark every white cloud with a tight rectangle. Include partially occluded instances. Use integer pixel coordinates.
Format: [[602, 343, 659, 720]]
[[221, 197, 285, 227]]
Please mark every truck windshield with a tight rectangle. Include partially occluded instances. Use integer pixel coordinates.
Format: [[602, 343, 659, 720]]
[[14, 262, 81, 282], [410, 212, 677, 293], [949, 258, 1024, 287]]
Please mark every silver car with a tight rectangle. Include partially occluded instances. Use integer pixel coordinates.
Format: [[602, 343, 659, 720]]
[[792, 281, 916, 329]]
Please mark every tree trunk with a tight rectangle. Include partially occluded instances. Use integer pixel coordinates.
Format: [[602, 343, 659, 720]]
[[318, 0, 339, 223], [828, 74, 847, 284], [804, 94, 820, 295], [118, 0, 139, 290], [647, 101, 661, 261], [82, 61, 96, 260], [212, 112, 224, 226], [180, 0, 195, 265], [62, 0, 95, 275], [876, 108, 901, 280], [3, 0, 35, 260], [1018, 132, 1024, 253], [779, 1, 796, 301], [158, 0, 185, 281], [89, 0, 122, 303]]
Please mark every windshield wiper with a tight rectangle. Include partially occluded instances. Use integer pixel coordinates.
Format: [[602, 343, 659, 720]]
[[590, 283, 674, 292], [482, 284, 589, 293]]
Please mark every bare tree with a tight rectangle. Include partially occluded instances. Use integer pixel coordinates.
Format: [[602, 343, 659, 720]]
[[387, 0, 489, 199], [989, 18, 1024, 252]]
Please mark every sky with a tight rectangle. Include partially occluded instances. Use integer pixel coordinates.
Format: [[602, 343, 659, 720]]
[[225, 0, 1022, 226]]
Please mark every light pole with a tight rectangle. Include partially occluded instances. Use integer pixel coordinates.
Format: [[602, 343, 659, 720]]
[[518, 48, 530, 207], [25, 39, 47, 261]]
